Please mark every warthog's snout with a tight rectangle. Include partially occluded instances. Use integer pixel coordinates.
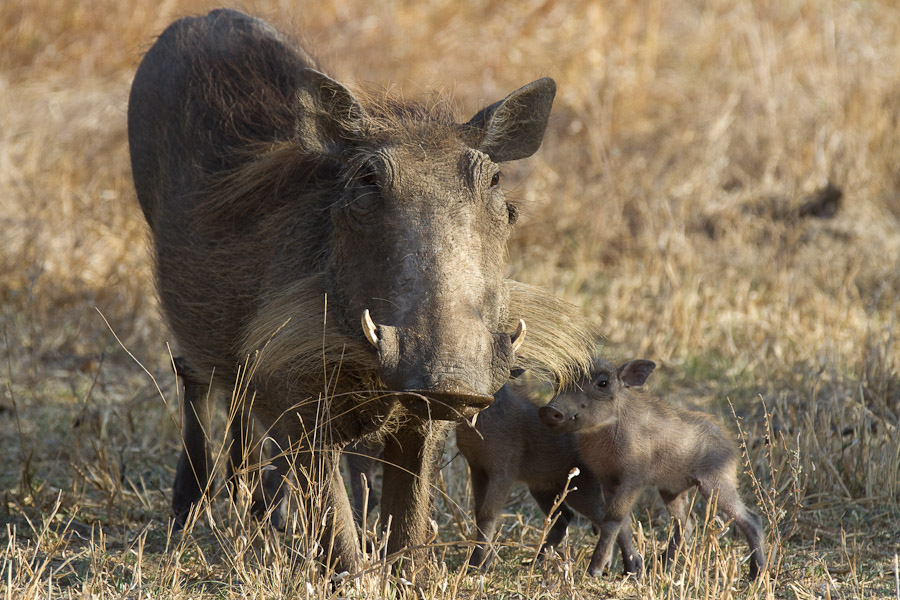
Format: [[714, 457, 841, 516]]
[[362, 310, 526, 419]]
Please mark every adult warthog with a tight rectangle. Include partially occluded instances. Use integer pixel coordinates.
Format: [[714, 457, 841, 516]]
[[128, 8, 592, 573]]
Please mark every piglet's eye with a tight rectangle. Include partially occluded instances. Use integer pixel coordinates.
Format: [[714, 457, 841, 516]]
[[595, 379, 609, 389]]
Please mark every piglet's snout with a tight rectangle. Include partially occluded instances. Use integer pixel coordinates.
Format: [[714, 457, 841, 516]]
[[539, 405, 566, 427]]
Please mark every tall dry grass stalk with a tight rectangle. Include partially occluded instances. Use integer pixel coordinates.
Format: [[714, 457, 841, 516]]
[[2, 0, 899, 597]]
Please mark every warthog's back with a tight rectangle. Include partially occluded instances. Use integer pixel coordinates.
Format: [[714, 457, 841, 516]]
[[128, 10, 337, 393], [129, 9, 314, 227]]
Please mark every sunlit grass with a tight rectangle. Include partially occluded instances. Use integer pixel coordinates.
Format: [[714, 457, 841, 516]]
[[2, 0, 899, 597]]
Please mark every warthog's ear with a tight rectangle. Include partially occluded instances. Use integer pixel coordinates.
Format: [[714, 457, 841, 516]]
[[463, 77, 556, 163], [617, 360, 656, 388], [294, 68, 367, 153]]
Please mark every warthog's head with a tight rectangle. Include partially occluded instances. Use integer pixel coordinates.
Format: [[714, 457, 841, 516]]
[[235, 70, 595, 420], [294, 72, 556, 415]]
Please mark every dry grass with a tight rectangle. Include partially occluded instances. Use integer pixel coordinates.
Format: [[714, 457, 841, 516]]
[[2, 0, 899, 597]]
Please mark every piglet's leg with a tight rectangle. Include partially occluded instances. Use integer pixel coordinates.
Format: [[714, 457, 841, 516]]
[[468, 467, 515, 570], [567, 486, 643, 575], [660, 489, 694, 566], [529, 488, 574, 553], [615, 518, 642, 575], [587, 484, 641, 577], [699, 479, 766, 581]]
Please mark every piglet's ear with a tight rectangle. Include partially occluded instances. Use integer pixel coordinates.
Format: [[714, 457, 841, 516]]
[[618, 360, 656, 388]]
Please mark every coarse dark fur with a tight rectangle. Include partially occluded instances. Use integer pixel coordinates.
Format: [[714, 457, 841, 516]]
[[456, 384, 641, 574], [540, 358, 766, 580], [128, 9, 593, 574]]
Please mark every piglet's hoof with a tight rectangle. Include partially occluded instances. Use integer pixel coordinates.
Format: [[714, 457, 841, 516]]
[[622, 553, 644, 576]]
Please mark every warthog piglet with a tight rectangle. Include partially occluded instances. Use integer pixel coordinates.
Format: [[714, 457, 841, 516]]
[[540, 358, 765, 580], [456, 384, 642, 574]]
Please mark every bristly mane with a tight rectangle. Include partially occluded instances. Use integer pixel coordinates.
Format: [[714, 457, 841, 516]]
[[241, 277, 594, 393], [191, 90, 464, 225], [503, 281, 595, 387], [173, 13, 464, 226]]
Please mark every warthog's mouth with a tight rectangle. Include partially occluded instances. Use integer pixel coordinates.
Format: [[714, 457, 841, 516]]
[[361, 309, 523, 420], [393, 390, 494, 421]]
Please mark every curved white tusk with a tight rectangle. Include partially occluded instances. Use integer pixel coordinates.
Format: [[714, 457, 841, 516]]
[[362, 309, 379, 348], [511, 319, 527, 352]]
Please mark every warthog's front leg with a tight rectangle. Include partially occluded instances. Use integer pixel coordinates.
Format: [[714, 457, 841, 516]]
[[289, 439, 361, 574], [226, 395, 288, 530], [344, 439, 384, 526], [380, 420, 450, 568], [172, 359, 287, 529]]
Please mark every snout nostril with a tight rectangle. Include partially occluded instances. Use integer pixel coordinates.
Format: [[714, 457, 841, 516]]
[[539, 406, 565, 425]]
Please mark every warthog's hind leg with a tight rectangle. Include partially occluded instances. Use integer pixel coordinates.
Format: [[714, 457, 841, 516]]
[[172, 357, 212, 528]]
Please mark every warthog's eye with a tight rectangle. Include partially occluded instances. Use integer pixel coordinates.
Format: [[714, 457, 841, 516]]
[[595, 378, 609, 389], [360, 165, 378, 186], [490, 171, 502, 188], [343, 162, 382, 224]]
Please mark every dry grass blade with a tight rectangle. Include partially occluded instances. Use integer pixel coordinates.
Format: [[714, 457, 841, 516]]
[[2, 0, 900, 598]]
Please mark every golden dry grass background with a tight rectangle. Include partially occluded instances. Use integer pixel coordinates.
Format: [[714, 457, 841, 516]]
[[2, 0, 899, 598]]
